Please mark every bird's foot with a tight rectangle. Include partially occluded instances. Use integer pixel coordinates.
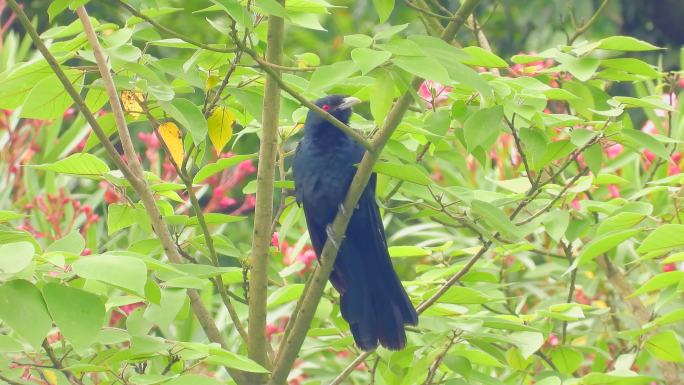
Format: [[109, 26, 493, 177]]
[[338, 203, 347, 215], [326, 225, 341, 250]]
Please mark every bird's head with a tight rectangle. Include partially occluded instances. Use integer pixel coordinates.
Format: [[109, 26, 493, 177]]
[[306, 95, 362, 130]]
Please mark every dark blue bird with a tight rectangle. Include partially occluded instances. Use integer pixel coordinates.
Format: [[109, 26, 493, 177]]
[[292, 95, 418, 351]]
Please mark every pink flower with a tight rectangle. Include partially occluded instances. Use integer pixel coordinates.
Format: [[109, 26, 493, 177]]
[[571, 198, 581, 211], [418, 80, 451, 108], [663, 263, 677, 272], [137, 131, 160, 149], [603, 143, 623, 159], [546, 334, 560, 347], [219, 196, 237, 209], [641, 120, 657, 135], [607, 184, 620, 198], [296, 249, 317, 266]]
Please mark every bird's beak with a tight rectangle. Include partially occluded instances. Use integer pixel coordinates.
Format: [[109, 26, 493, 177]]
[[337, 96, 362, 110]]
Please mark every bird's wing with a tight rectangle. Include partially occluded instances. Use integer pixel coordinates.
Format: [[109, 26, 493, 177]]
[[293, 142, 303, 205]]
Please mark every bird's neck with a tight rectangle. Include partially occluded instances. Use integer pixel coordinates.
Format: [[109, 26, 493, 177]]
[[304, 121, 350, 147]]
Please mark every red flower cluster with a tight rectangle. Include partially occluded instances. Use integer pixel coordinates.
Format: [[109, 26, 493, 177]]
[[19, 189, 100, 239], [201, 153, 257, 214], [272, 232, 317, 272]]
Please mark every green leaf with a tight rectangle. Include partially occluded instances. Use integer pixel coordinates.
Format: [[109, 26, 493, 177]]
[[254, 0, 287, 17], [351, 48, 391, 75], [373, 162, 432, 185], [164, 375, 223, 385], [186, 213, 246, 226], [374, 23, 409, 40], [344, 34, 373, 48], [372, 0, 394, 23], [48, 0, 69, 21], [392, 55, 450, 84], [159, 99, 208, 145], [425, 109, 451, 137], [207, 345, 270, 373], [451, 348, 504, 368], [0, 335, 24, 352], [267, 284, 304, 308], [596, 213, 646, 236], [597, 36, 662, 51], [0, 60, 58, 110], [464, 106, 503, 151], [645, 330, 684, 362], [143, 289, 186, 329], [508, 332, 543, 359], [211, 0, 252, 29], [0, 210, 26, 223], [561, 57, 599, 81], [577, 229, 640, 265], [581, 372, 654, 385], [126, 374, 177, 385], [72, 254, 148, 296], [630, 271, 684, 297], [601, 58, 660, 78], [43, 283, 105, 353], [551, 347, 583, 374], [470, 200, 521, 240], [19, 69, 83, 119], [0, 242, 34, 276], [370, 72, 394, 125], [107, 204, 142, 235], [615, 95, 675, 112], [193, 154, 257, 184], [427, 286, 492, 304], [389, 246, 431, 258], [637, 224, 684, 254], [31, 153, 110, 178], [45, 230, 85, 255], [308, 60, 359, 91], [0, 280, 52, 349], [461, 46, 508, 68]]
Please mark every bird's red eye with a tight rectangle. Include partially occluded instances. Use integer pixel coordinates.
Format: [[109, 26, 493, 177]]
[[322, 104, 331, 112]]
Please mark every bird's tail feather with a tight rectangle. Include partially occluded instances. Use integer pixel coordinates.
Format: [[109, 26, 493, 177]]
[[338, 248, 418, 351]]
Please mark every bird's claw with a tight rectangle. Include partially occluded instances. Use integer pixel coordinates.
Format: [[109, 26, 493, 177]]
[[326, 225, 340, 250], [338, 203, 347, 215]]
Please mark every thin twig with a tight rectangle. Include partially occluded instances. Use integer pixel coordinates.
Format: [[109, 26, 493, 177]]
[[567, 0, 610, 44], [42, 340, 84, 385], [560, 241, 576, 344], [422, 332, 460, 385], [505, 115, 534, 188], [328, 352, 373, 385]]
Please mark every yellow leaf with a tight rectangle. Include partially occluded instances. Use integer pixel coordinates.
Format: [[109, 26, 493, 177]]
[[44, 369, 57, 385], [158, 122, 184, 166], [591, 300, 608, 308], [207, 107, 235, 154], [205, 74, 220, 90], [121, 90, 144, 118]]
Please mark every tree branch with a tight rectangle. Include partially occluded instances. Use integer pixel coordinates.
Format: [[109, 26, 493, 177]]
[[247, 1, 286, 379], [75, 6, 249, 383]]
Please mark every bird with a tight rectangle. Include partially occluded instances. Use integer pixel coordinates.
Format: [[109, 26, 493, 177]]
[[292, 94, 418, 351]]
